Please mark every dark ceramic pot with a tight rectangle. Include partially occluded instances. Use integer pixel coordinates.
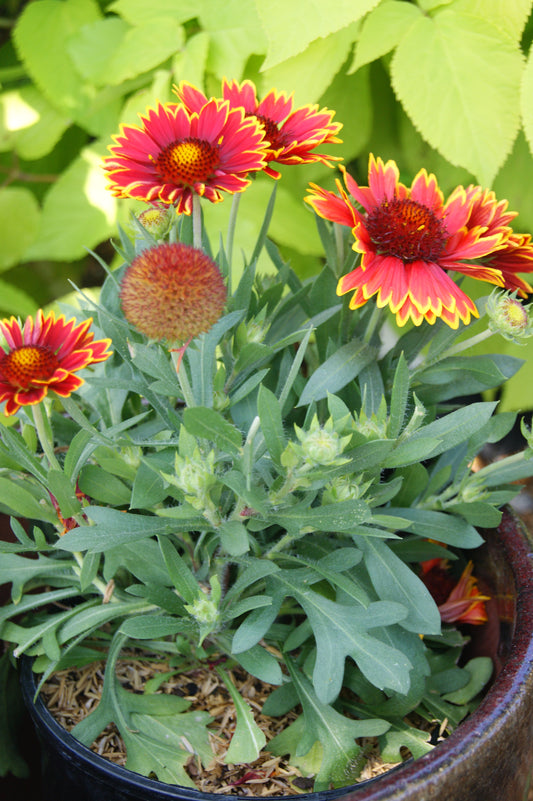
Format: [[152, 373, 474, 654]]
[[20, 507, 533, 801]]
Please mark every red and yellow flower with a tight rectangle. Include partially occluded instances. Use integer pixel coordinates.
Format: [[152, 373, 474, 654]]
[[421, 558, 489, 625], [0, 311, 112, 416], [175, 79, 342, 180], [306, 155, 533, 328], [104, 99, 268, 215]]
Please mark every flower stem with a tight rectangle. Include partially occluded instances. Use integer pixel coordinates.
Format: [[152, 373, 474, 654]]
[[31, 403, 61, 471], [171, 349, 196, 407], [226, 193, 241, 272], [192, 193, 202, 250]]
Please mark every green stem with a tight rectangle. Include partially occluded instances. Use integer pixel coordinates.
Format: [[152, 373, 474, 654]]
[[334, 223, 345, 277], [192, 193, 202, 250], [32, 403, 61, 471], [226, 193, 241, 274], [171, 350, 196, 407], [363, 303, 382, 344], [438, 329, 495, 359]]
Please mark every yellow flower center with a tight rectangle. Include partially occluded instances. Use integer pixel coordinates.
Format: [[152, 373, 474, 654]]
[[502, 297, 528, 329], [155, 138, 220, 186], [1, 345, 58, 389], [367, 198, 448, 262]]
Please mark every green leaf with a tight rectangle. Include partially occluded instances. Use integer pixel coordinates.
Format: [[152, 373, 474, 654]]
[[217, 668, 266, 764], [258, 0, 379, 70], [272, 498, 370, 535], [47, 469, 81, 519], [350, 0, 422, 73], [13, 0, 101, 114], [196, 0, 267, 78], [232, 644, 283, 685], [379, 718, 433, 763], [125, 710, 212, 786], [391, 10, 523, 184], [297, 340, 377, 406], [0, 187, 40, 272], [158, 536, 200, 604], [0, 86, 70, 160], [257, 384, 285, 464], [359, 539, 441, 634], [388, 353, 410, 438], [384, 507, 484, 548], [272, 658, 389, 791], [406, 401, 497, 459], [119, 614, 184, 640], [0, 280, 36, 317], [273, 572, 411, 701], [24, 143, 117, 262], [183, 407, 242, 454], [58, 507, 174, 552], [522, 42, 533, 158], [109, 0, 198, 25], [0, 477, 55, 523], [66, 17, 129, 83], [442, 657, 493, 704], [78, 464, 132, 506], [453, 0, 533, 40], [218, 520, 250, 556]]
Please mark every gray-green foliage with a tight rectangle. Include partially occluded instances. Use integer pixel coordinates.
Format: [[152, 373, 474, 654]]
[[1, 209, 532, 787]]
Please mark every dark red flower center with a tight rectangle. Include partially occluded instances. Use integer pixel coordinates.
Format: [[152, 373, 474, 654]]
[[254, 114, 283, 151], [1, 345, 58, 389], [155, 138, 220, 186], [366, 198, 448, 262]]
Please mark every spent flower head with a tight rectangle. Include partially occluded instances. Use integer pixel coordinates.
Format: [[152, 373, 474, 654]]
[[3, 78, 533, 795]]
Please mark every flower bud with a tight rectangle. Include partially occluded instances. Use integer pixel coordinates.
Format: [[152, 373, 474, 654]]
[[135, 206, 174, 238], [487, 290, 533, 344]]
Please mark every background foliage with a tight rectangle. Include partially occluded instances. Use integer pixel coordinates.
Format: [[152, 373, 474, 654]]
[[1, 0, 533, 408]]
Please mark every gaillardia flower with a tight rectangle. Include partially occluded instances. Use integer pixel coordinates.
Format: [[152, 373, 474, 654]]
[[175, 79, 342, 180], [306, 155, 525, 328], [120, 243, 227, 343], [104, 99, 268, 215], [0, 312, 112, 416], [421, 559, 489, 625]]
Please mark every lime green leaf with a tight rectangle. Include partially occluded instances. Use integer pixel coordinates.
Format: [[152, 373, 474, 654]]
[[217, 668, 267, 764], [0, 280, 37, 317], [0, 477, 54, 522], [453, 0, 533, 40], [0, 188, 40, 272], [391, 10, 523, 185], [261, 23, 359, 107], [196, 0, 267, 78], [109, 0, 198, 25], [350, 0, 422, 73], [13, 0, 101, 115], [98, 18, 185, 86], [172, 31, 210, 88], [0, 87, 70, 160], [66, 17, 130, 84], [318, 65, 373, 163], [522, 46, 533, 159], [23, 143, 117, 262], [258, 0, 379, 70]]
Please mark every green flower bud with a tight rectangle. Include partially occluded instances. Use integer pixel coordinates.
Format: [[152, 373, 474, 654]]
[[487, 290, 533, 344]]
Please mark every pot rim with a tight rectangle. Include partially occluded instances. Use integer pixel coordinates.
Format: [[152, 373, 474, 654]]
[[19, 507, 533, 801]]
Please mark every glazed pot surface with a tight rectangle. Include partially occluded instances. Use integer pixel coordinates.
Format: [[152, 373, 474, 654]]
[[20, 508, 533, 801]]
